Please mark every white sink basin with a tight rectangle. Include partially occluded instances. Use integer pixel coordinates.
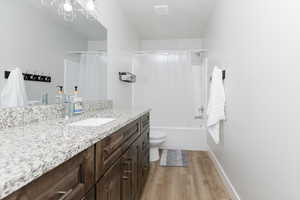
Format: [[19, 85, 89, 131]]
[[69, 118, 116, 127]]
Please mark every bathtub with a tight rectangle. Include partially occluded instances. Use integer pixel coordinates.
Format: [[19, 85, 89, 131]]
[[151, 126, 207, 151]]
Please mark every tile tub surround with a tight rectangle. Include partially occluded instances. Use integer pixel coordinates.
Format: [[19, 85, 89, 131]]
[[0, 107, 151, 199], [0, 100, 113, 129]]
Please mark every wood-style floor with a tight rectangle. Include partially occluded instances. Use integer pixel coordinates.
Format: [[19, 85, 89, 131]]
[[140, 151, 232, 200]]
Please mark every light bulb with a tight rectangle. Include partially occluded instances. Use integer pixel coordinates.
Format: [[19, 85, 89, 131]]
[[63, 0, 73, 12], [86, 0, 95, 11]]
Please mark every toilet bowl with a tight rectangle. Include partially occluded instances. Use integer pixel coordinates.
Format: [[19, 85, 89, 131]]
[[150, 130, 167, 162]]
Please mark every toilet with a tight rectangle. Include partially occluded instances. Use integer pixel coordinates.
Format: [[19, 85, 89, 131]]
[[150, 130, 167, 162]]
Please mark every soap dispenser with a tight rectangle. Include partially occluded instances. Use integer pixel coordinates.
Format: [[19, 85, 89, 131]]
[[56, 86, 64, 104], [72, 86, 83, 115]]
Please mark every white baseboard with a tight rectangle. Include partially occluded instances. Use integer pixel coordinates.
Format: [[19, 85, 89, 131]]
[[152, 126, 207, 151], [207, 148, 241, 200]]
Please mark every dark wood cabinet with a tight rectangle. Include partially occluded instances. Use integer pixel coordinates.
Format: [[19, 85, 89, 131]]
[[121, 140, 139, 200], [96, 116, 149, 200], [81, 188, 95, 200], [3, 113, 150, 200], [96, 115, 149, 200], [130, 141, 140, 200], [141, 113, 150, 133], [95, 119, 140, 181], [141, 151, 150, 188], [96, 159, 122, 200], [137, 129, 150, 196], [142, 129, 150, 188], [5, 147, 95, 200]]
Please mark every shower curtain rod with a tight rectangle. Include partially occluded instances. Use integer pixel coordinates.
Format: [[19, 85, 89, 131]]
[[135, 49, 208, 54], [67, 50, 106, 55]]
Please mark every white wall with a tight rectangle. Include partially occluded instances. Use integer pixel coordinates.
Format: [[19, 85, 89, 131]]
[[88, 0, 140, 109], [0, 0, 88, 104], [88, 40, 107, 51], [205, 0, 299, 199]]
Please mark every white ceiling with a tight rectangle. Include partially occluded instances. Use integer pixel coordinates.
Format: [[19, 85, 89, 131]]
[[117, 0, 216, 40], [27, 0, 107, 40]]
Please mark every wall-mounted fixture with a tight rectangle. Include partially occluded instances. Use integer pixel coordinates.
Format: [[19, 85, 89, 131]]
[[4, 71, 51, 83], [41, 0, 97, 22], [119, 72, 136, 83]]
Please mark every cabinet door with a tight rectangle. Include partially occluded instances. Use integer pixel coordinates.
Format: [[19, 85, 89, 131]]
[[141, 113, 150, 133], [137, 129, 150, 196], [81, 188, 95, 200], [95, 120, 140, 181], [130, 141, 139, 200], [96, 159, 121, 200], [5, 147, 94, 200], [121, 151, 132, 200], [142, 151, 150, 187], [137, 136, 144, 197], [121, 140, 139, 200]]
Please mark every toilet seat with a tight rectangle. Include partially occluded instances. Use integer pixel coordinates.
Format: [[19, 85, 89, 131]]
[[149, 130, 167, 162], [150, 131, 166, 140]]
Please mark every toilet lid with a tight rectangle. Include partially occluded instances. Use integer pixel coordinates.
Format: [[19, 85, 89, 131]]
[[150, 131, 166, 139]]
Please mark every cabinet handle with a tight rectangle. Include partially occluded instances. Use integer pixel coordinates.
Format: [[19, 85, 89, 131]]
[[122, 176, 129, 180], [104, 185, 111, 200], [56, 189, 73, 200]]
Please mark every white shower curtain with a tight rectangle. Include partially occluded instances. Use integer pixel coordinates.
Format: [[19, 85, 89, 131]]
[[64, 54, 107, 100], [79, 54, 107, 100], [191, 52, 208, 118], [64, 59, 80, 95], [132, 51, 206, 127]]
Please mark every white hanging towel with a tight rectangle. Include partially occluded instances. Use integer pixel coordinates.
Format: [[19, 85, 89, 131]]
[[207, 66, 226, 144], [0, 68, 28, 108]]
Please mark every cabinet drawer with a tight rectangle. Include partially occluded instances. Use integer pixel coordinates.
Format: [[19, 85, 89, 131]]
[[122, 120, 140, 142], [141, 128, 150, 152], [141, 113, 150, 133], [95, 120, 140, 181], [81, 188, 95, 200], [5, 147, 94, 200], [95, 141, 123, 181], [96, 159, 122, 200], [101, 120, 139, 161], [122, 123, 140, 152], [102, 131, 124, 161]]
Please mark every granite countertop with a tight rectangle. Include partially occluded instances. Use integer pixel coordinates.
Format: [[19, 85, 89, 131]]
[[0, 108, 151, 199]]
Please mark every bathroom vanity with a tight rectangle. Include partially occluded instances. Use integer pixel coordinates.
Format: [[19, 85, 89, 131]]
[[0, 109, 150, 200]]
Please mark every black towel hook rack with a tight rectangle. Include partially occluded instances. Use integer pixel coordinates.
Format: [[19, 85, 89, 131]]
[[210, 70, 226, 81]]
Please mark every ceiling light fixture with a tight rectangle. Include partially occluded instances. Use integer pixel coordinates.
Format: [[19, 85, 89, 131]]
[[41, 0, 97, 22], [86, 0, 95, 11], [63, 0, 73, 12]]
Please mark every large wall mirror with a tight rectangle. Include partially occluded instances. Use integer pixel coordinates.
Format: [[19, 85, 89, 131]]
[[0, 0, 107, 108]]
